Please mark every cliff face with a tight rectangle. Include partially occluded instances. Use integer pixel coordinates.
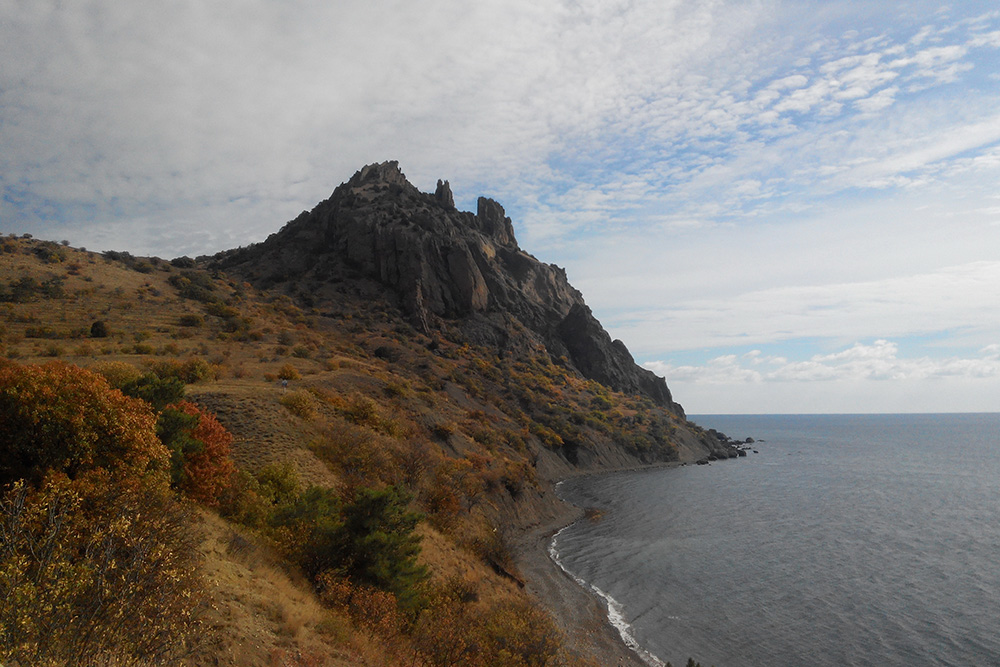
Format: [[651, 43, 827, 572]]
[[215, 161, 683, 416]]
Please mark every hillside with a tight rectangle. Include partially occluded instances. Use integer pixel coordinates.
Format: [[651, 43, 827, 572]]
[[0, 165, 741, 666]]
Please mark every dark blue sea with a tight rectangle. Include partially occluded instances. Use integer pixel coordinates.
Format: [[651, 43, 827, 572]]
[[551, 414, 1000, 667]]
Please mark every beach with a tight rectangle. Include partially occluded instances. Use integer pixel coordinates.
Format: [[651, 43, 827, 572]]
[[514, 498, 649, 667]]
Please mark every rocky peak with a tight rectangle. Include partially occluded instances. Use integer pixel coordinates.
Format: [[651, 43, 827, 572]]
[[434, 179, 454, 208], [475, 197, 517, 247], [349, 160, 414, 190], [214, 162, 683, 415]]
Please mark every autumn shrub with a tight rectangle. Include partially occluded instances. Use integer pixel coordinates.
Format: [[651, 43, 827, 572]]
[[424, 458, 481, 530], [413, 587, 561, 667], [280, 389, 317, 420], [219, 463, 303, 529], [156, 400, 236, 506], [345, 394, 380, 428], [0, 361, 168, 487], [0, 474, 210, 666], [255, 461, 303, 504], [145, 357, 213, 383], [431, 420, 456, 440], [311, 420, 403, 488], [470, 598, 561, 667], [316, 574, 404, 640], [168, 270, 217, 302], [277, 362, 301, 381], [90, 361, 142, 389]]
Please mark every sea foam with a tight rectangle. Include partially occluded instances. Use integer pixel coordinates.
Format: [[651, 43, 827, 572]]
[[549, 525, 665, 667]]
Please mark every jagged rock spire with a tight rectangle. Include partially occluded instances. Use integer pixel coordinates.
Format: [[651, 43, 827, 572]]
[[434, 179, 454, 208]]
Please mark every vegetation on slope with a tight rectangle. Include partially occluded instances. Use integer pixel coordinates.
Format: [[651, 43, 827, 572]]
[[0, 235, 724, 665]]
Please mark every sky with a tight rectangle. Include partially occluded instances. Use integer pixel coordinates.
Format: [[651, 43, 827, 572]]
[[2, 1, 1000, 414]]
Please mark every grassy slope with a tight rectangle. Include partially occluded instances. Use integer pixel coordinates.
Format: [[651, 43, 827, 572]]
[[0, 235, 721, 665]]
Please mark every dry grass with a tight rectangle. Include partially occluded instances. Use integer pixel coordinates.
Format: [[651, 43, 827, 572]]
[[194, 512, 358, 667]]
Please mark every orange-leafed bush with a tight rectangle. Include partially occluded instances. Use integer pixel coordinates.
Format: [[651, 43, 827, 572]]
[[316, 573, 404, 640], [159, 400, 236, 506], [0, 361, 167, 487]]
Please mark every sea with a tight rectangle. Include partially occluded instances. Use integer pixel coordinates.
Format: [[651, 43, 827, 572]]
[[550, 413, 1000, 667]]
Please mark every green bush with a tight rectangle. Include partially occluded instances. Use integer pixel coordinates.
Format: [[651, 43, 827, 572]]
[[121, 373, 186, 411], [167, 271, 217, 303]]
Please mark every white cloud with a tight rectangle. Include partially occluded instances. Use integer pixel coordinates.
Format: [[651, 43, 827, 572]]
[[4, 0, 1000, 415], [645, 339, 1000, 385], [854, 85, 899, 113]]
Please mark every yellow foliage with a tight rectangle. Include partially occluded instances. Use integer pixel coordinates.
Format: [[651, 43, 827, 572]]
[[280, 389, 318, 420], [0, 474, 210, 666]]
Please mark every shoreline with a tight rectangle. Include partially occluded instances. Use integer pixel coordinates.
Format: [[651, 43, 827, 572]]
[[514, 462, 686, 666]]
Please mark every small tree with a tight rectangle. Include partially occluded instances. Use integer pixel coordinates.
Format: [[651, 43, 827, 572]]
[[338, 485, 427, 613]]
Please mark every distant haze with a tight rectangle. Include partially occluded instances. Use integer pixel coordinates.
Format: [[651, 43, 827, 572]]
[[3, 1, 999, 413]]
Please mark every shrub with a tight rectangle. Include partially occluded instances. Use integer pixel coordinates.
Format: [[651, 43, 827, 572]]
[[156, 401, 236, 506], [205, 302, 239, 319], [0, 474, 209, 666], [178, 314, 203, 327], [432, 421, 456, 440], [145, 357, 213, 383], [170, 256, 196, 268], [277, 362, 300, 381], [219, 463, 301, 529], [121, 372, 186, 411], [413, 590, 561, 667], [280, 389, 317, 420], [167, 271, 217, 302], [311, 421, 403, 489], [316, 574, 403, 640], [0, 362, 167, 487], [90, 320, 109, 337], [346, 395, 381, 429]]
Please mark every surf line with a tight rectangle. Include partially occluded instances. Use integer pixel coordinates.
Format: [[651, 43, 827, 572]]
[[549, 524, 666, 667]]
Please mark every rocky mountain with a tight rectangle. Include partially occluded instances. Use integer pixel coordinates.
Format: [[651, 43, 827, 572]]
[[214, 161, 684, 416], [0, 166, 746, 667]]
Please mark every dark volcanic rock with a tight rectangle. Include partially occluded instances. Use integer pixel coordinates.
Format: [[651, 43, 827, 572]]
[[214, 161, 684, 415]]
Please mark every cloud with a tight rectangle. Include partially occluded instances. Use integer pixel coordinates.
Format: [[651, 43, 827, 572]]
[[645, 339, 1000, 385], [585, 258, 1000, 357], [3, 1, 1000, 257]]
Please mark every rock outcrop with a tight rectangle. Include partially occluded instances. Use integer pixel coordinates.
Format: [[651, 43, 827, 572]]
[[214, 161, 684, 416]]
